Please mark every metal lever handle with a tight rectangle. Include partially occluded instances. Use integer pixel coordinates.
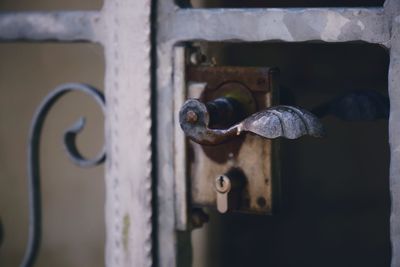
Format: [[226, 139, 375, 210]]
[[179, 97, 325, 145]]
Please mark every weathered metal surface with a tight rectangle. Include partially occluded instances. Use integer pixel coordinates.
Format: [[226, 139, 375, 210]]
[[180, 66, 324, 145], [388, 14, 400, 267], [156, 1, 395, 266], [180, 66, 275, 145], [173, 46, 189, 231], [180, 98, 236, 145], [240, 105, 325, 139], [214, 171, 246, 214], [0, 11, 102, 42], [189, 132, 279, 214], [184, 66, 279, 215], [180, 98, 324, 145], [23, 83, 106, 267], [102, 1, 153, 267], [162, 7, 389, 43]]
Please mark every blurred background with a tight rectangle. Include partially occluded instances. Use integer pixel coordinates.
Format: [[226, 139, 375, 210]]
[[0, 1, 105, 267]]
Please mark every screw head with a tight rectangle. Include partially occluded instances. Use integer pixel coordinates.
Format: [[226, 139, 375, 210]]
[[215, 175, 231, 193], [185, 110, 198, 123], [190, 51, 206, 65]]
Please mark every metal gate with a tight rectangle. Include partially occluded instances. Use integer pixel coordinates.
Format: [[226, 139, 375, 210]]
[[1, 0, 399, 266]]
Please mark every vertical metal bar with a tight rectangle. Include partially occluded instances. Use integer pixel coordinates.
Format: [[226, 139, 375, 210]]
[[102, 1, 153, 266], [388, 16, 400, 267], [173, 46, 188, 231]]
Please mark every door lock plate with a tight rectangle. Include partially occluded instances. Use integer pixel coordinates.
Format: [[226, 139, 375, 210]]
[[186, 65, 280, 215]]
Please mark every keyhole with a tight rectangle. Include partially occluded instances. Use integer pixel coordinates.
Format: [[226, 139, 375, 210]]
[[219, 176, 224, 188], [215, 175, 230, 193]]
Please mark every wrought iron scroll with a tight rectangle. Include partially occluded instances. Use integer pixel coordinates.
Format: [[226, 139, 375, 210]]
[[21, 83, 106, 267]]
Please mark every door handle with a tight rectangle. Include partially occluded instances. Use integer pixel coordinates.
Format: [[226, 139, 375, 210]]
[[179, 97, 325, 145]]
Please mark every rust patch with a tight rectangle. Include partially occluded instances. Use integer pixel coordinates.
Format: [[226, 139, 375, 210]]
[[122, 214, 130, 251], [187, 65, 280, 214]]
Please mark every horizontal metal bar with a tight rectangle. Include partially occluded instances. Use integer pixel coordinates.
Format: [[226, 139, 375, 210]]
[[161, 7, 389, 43], [0, 11, 102, 42]]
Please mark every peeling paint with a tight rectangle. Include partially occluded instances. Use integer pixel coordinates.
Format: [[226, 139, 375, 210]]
[[357, 20, 366, 30], [321, 12, 350, 41]]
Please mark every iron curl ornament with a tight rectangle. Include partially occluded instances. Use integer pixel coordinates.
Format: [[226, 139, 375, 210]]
[[21, 83, 106, 267]]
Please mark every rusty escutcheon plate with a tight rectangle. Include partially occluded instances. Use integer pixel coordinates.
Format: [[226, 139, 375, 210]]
[[186, 65, 280, 214]]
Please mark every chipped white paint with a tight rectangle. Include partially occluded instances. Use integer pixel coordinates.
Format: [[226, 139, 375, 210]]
[[321, 12, 350, 41], [102, 1, 153, 267], [270, 12, 295, 41], [357, 20, 366, 30]]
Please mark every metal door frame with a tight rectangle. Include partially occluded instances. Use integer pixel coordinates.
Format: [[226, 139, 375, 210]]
[[156, 1, 400, 266]]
